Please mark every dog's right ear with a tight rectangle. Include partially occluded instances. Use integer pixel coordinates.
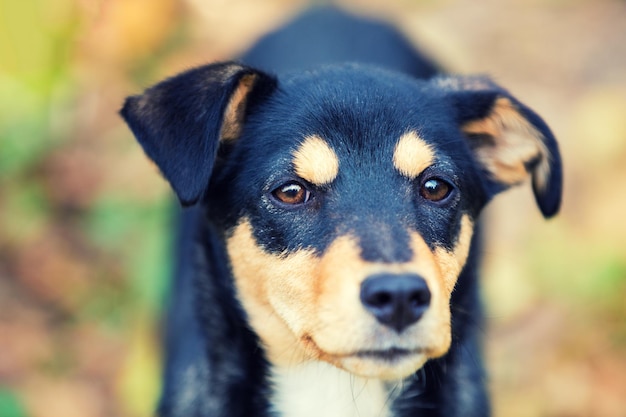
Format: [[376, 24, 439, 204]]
[[433, 75, 562, 218], [120, 63, 277, 206]]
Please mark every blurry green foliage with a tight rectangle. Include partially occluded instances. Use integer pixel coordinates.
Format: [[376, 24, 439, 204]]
[[1, 1, 173, 413], [0, 181, 50, 243], [85, 195, 173, 314], [0, 390, 26, 417], [0, 0, 77, 80], [0, 80, 51, 177], [0, 0, 78, 175], [531, 236, 626, 304]]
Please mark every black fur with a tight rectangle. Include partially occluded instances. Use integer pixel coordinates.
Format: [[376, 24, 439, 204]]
[[120, 7, 562, 417]]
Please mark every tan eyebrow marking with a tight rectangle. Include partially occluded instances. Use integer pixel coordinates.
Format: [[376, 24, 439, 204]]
[[292, 135, 340, 186], [393, 131, 436, 179]]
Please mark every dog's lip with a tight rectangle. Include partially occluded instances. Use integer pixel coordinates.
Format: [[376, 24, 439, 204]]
[[302, 334, 426, 364], [351, 347, 423, 361]]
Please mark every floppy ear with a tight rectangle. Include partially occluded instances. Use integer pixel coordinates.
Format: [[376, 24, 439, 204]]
[[120, 62, 277, 205], [435, 76, 563, 218]]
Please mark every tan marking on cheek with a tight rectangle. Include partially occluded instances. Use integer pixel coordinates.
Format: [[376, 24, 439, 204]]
[[433, 215, 474, 294], [226, 219, 319, 366], [293, 135, 339, 185], [220, 73, 258, 142], [462, 97, 551, 190], [393, 131, 435, 179]]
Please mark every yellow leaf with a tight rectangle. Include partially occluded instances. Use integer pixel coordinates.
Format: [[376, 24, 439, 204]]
[[117, 318, 161, 417]]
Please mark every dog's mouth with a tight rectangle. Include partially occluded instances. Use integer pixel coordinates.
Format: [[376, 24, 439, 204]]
[[303, 334, 428, 363], [303, 336, 430, 379], [352, 347, 422, 362], [332, 346, 430, 380]]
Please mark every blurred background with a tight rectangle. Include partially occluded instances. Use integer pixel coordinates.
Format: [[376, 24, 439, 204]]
[[1, 0, 625, 416]]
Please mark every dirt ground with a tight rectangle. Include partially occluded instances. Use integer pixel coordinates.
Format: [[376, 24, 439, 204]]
[[1, 0, 625, 416]]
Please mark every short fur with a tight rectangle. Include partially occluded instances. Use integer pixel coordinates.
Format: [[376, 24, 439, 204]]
[[120, 7, 562, 417]]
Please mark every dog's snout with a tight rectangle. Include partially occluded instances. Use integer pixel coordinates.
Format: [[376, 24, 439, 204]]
[[360, 273, 431, 333]]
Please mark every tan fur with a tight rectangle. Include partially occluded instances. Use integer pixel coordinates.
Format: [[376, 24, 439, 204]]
[[220, 73, 258, 142], [433, 215, 474, 295], [462, 97, 552, 191], [227, 215, 475, 380], [292, 135, 340, 185], [392, 131, 435, 179], [226, 220, 315, 366]]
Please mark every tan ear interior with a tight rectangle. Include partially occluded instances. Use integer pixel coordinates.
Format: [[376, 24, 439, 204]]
[[461, 97, 551, 192], [220, 73, 259, 142]]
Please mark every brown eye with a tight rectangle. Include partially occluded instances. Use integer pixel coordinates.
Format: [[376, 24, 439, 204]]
[[420, 178, 452, 202], [272, 181, 311, 205]]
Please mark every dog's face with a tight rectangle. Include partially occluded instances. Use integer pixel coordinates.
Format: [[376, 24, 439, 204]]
[[212, 69, 486, 379], [121, 63, 562, 380]]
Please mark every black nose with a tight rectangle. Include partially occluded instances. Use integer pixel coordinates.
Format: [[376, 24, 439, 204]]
[[360, 273, 431, 333]]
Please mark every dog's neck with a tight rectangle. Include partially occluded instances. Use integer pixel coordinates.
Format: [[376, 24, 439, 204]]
[[270, 361, 399, 417]]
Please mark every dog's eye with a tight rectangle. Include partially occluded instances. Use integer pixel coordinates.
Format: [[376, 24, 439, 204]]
[[420, 178, 453, 202], [272, 181, 311, 205]]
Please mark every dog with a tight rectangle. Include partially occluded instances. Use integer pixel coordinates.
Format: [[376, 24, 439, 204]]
[[121, 7, 562, 417]]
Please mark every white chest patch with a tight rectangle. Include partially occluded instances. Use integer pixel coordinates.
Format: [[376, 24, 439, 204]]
[[270, 362, 396, 417]]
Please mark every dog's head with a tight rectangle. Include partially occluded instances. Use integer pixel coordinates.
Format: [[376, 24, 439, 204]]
[[121, 63, 561, 380]]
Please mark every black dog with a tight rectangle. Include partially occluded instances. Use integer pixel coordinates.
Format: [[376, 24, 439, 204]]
[[121, 7, 561, 417]]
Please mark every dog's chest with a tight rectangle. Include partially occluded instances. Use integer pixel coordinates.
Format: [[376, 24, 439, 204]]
[[270, 361, 396, 417]]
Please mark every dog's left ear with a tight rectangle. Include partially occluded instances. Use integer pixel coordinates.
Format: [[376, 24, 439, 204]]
[[120, 62, 277, 205], [435, 76, 563, 218]]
